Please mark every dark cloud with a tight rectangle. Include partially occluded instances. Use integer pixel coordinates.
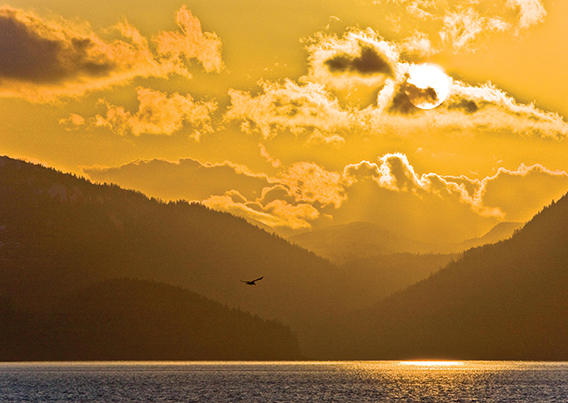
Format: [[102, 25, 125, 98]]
[[84, 158, 272, 202], [387, 85, 418, 115], [0, 8, 115, 84], [324, 44, 394, 77], [447, 98, 479, 114], [404, 82, 438, 105], [0, 6, 224, 102]]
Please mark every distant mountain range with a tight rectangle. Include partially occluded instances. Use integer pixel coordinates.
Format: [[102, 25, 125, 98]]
[[288, 221, 524, 264], [1, 155, 566, 361]]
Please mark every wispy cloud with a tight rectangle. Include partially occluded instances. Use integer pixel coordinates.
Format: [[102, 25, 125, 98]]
[[508, 0, 548, 30], [371, 0, 546, 52], [59, 113, 86, 130], [0, 6, 222, 102], [439, 9, 509, 51], [259, 144, 282, 168]]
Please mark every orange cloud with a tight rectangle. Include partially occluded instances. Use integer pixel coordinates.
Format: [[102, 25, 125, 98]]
[[226, 45, 568, 141], [226, 79, 355, 139], [439, 9, 509, 51], [259, 144, 282, 168], [280, 162, 345, 208], [477, 164, 568, 221], [306, 28, 399, 90], [58, 114, 86, 130], [0, 6, 222, 102], [337, 154, 567, 241], [84, 158, 272, 202], [382, 78, 568, 139], [371, 0, 546, 52], [155, 6, 223, 74], [202, 194, 319, 233], [94, 87, 217, 137]]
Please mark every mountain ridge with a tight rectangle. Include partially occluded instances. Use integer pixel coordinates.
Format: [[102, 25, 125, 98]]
[[288, 220, 524, 264]]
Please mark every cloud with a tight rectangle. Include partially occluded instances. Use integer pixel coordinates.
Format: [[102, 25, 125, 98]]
[[399, 31, 435, 58], [202, 194, 320, 233], [259, 144, 282, 168], [478, 164, 568, 221], [222, 11, 567, 142], [227, 54, 568, 141], [306, 29, 399, 90], [155, 5, 223, 74], [0, 7, 116, 86], [439, 9, 509, 51], [508, 0, 547, 30], [371, 0, 546, 52], [0, 6, 222, 102], [59, 113, 86, 130], [279, 162, 345, 208], [403, 82, 438, 107], [338, 153, 568, 241], [431, 80, 568, 139], [84, 157, 272, 202], [84, 156, 333, 233], [208, 153, 568, 241], [93, 87, 217, 137], [225, 79, 356, 139]]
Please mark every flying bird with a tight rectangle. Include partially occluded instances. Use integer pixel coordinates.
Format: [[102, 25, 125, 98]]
[[241, 277, 263, 285]]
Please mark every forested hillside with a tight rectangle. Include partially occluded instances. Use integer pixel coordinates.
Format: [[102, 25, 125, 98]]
[[0, 279, 301, 361]]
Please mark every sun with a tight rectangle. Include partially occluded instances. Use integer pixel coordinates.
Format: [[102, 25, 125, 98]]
[[405, 63, 451, 110]]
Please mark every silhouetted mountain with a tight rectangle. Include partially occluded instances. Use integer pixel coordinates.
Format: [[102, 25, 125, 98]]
[[0, 278, 301, 361], [0, 156, 365, 356], [288, 221, 522, 264], [459, 221, 524, 250], [323, 195, 568, 360], [338, 253, 457, 308]]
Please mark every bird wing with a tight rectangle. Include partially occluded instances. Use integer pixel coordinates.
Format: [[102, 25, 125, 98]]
[[253, 277, 263, 282]]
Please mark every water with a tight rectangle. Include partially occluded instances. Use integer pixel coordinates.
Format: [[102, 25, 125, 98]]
[[1, 361, 568, 402]]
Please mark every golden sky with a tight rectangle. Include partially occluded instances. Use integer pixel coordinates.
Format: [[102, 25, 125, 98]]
[[2, 0, 568, 242]]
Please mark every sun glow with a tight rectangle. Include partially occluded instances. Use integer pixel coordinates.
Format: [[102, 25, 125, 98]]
[[399, 361, 465, 367], [405, 63, 451, 110]]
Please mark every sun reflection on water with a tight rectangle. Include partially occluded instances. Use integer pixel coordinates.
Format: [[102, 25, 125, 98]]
[[398, 360, 465, 367]]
